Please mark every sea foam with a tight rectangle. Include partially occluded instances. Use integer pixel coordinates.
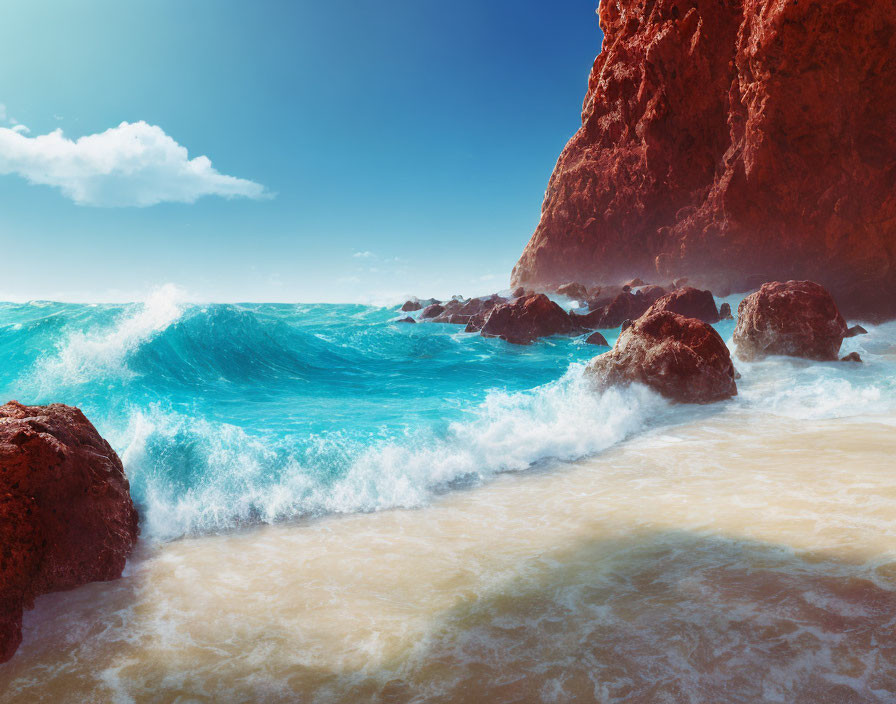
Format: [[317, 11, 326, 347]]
[[27, 284, 185, 392], [118, 368, 669, 540]]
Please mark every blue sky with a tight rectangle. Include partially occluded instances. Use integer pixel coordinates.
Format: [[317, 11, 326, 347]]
[[0, 1, 601, 303]]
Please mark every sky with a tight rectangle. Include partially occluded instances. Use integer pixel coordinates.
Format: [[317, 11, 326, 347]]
[[0, 1, 602, 303]]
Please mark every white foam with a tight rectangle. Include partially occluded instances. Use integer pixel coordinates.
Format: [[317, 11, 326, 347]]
[[122, 366, 670, 540], [29, 284, 185, 389], [731, 320, 896, 421]]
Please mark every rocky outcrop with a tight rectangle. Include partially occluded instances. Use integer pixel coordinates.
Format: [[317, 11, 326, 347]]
[[511, 0, 896, 320], [480, 294, 578, 344], [586, 311, 737, 403], [733, 281, 848, 361], [0, 402, 139, 663], [645, 287, 720, 323], [573, 291, 652, 329]]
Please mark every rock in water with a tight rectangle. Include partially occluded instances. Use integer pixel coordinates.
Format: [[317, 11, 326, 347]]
[[420, 303, 444, 319], [556, 282, 589, 301], [585, 331, 610, 346], [0, 402, 139, 663], [572, 291, 651, 330], [400, 298, 422, 312], [510, 0, 896, 320], [841, 352, 863, 363], [846, 325, 868, 338], [733, 281, 848, 362], [586, 311, 737, 404], [645, 287, 720, 324], [719, 302, 733, 320], [480, 294, 577, 345]]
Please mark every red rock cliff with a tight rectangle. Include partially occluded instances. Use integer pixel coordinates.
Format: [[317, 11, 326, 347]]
[[512, 0, 896, 319]]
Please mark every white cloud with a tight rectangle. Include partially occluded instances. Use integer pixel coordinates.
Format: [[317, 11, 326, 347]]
[[11, 124, 29, 135], [353, 250, 375, 259], [0, 120, 268, 207]]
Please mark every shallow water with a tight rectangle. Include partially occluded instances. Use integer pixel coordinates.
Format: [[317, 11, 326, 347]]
[[2, 412, 894, 703], [1, 290, 894, 702]]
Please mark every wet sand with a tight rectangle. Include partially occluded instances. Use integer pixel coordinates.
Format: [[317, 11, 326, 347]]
[[2, 409, 895, 703]]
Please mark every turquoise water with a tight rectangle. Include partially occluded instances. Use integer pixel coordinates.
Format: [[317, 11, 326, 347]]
[[1, 286, 893, 540]]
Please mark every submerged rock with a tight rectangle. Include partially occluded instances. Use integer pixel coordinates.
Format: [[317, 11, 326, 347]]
[[0, 402, 139, 663], [586, 312, 737, 404], [733, 281, 848, 362], [396, 317, 416, 324], [510, 0, 896, 320], [645, 287, 720, 324], [480, 294, 577, 345]]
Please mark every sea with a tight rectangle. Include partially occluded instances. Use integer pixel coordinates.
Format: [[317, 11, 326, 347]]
[[1, 284, 894, 703]]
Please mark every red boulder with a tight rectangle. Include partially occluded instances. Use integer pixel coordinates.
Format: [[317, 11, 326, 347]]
[[586, 311, 737, 404], [733, 281, 848, 361], [480, 294, 577, 345], [0, 402, 139, 663], [645, 287, 720, 323], [420, 303, 444, 319], [639, 285, 667, 304]]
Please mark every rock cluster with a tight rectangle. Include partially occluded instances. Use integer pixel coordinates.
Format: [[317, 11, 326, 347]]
[[402, 291, 584, 345], [480, 294, 578, 345]]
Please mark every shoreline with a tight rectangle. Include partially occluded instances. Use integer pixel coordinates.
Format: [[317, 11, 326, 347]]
[[4, 408, 894, 702]]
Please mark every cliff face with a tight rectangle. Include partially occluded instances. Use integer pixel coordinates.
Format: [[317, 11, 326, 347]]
[[512, 0, 896, 319]]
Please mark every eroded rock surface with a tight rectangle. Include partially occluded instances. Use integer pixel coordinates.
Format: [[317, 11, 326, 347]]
[[733, 281, 848, 361], [512, 0, 896, 320], [0, 402, 139, 663], [586, 311, 737, 403]]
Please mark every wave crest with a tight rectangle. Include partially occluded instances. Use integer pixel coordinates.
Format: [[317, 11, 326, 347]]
[[119, 367, 669, 540]]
